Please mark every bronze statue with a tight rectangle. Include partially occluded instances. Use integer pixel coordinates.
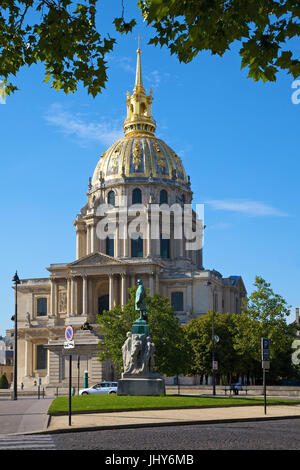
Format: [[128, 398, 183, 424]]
[[135, 279, 148, 322]]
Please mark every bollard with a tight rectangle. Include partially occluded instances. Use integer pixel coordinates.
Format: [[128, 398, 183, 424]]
[[84, 371, 88, 389], [38, 385, 40, 399], [42, 388, 45, 399]]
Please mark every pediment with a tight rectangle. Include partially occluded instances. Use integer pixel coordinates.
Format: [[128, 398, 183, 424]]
[[68, 252, 125, 267]]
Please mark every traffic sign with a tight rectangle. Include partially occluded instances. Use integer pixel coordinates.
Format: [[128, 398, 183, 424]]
[[64, 340, 75, 349], [65, 326, 74, 342], [261, 337, 270, 362], [212, 360, 218, 370]]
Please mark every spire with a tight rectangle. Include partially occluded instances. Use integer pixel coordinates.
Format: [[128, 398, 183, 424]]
[[134, 37, 144, 92], [123, 43, 156, 136]]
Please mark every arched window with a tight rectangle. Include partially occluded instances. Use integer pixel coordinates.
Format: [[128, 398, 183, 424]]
[[160, 190, 168, 205], [107, 191, 115, 206], [171, 292, 184, 312], [131, 236, 143, 258], [132, 188, 142, 204], [106, 236, 114, 257], [37, 298, 47, 316], [160, 235, 170, 259]]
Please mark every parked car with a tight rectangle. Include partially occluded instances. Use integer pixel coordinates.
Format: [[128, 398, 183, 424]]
[[79, 381, 118, 395]]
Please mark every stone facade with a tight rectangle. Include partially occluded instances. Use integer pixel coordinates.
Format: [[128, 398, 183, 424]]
[[10, 47, 246, 390]]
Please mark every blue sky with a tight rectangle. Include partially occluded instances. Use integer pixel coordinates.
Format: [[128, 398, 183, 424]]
[[0, 2, 299, 335]]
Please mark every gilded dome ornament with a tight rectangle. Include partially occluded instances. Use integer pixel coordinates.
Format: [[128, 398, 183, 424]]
[[90, 46, 189, 188], [132, 140, 143, 170]]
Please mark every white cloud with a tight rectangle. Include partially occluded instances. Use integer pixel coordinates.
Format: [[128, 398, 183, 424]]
[[206, 199, 288, 217], [44, 103, 123, 147]]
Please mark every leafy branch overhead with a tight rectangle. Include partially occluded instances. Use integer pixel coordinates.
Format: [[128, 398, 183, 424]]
[[0, 0, 116, 96], [139, 0, 300, 83], [0, 0, 299, 96]]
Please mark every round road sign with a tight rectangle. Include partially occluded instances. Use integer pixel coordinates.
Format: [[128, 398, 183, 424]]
[[65, 326, 74, 342]]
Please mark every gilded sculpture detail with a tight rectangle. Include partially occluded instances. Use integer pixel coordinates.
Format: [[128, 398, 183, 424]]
[[132, 139, 143, 170]]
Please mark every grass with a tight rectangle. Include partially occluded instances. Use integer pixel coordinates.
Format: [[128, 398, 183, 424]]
[[48, 394, 300, 416]]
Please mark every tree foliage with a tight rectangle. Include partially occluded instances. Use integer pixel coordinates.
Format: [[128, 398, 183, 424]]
[[139, 0, 300, 83], [0, 373, 9, 389], [1, 0, 299, 97], [184, 276, 298, 383], [97, 287, 190, 377]]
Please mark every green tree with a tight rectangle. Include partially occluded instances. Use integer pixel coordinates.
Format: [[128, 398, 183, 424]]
[[97, 287, 190, 377], [236, 276, 297, 383], [183, 311, 239, 383], [0, 373, 9, 389], [1, 1, 299, 97]]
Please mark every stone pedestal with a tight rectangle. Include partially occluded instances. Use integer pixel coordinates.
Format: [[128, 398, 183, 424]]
[[118, 316, 165, 396], [117, 376, 165, 396]]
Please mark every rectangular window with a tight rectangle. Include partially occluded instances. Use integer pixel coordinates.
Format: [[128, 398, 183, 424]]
[[36, 345, 47, 370], [160, 237, 170, 259], [171, 292, 184, 312], [37, 298, 47, 316], [106, 236, 114, 257], [131, 237, 143, 258]]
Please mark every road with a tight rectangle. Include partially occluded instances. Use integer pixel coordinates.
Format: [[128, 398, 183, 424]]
[[1, 418, 299, 451]]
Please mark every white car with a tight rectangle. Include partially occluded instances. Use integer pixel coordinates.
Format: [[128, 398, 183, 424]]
[[79, 381, 118, 395]]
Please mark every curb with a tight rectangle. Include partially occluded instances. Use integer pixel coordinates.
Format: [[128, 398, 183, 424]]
[[21, 413, 300, 436]]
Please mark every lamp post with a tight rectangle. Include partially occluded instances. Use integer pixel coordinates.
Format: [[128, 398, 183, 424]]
[[12, 271, 20, 400], [207, 281, 216, 396]]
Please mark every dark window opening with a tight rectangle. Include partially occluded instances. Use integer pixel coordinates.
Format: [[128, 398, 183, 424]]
[[131, 236, 143, 258], [171, 292, 184, 312], [37, 298, 47, 316], [36, 345, 47, 370], [132, 188, 142, 204]]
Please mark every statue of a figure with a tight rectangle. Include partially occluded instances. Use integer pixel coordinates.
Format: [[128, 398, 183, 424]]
[[122, 332, 132, 374], [135, 279, 148, 322], [127, 334, 143, 374], [141, 336, 155, 374]]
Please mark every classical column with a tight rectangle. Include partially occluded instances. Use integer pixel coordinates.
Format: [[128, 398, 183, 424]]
[[70, 276, 76, 316], [186, 283, 193, 313], [149, 272, 154, 296], [82, 275, 88, 316], [86, 225, 91, 255], [146, 210, 152, 257], [131, 274, 136, 287], [121, 273, 127, 307], [90, 224, 96, 253], [24, 338, 29, 376], [50, 279, 57, 316], [66, 277, 71, 315], [109, 274, 114, 310], [155, 272, 159, 294], [115, 224, 119, 258]]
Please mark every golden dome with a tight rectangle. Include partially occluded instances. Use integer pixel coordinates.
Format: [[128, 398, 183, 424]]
[[91, 47, 189, 188], [91, 134, 188, 186]]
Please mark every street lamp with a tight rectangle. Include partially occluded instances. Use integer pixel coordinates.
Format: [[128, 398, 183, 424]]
[[12, 271, 20, 400], [207, 281, 216, 396]]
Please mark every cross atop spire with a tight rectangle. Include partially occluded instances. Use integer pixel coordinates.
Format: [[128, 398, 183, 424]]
[[135, 34, 143, 51]]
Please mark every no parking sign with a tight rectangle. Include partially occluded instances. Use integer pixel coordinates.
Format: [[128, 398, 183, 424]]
[[65, 326, 74, 342]]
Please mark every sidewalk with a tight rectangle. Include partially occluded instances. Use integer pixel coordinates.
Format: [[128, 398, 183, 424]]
[[2, 395, 300, 436], [0, 397, 54, 435], [46, 403, 300, 434]]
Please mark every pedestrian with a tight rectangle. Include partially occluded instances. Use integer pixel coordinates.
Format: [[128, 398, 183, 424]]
[[34, 380, 37, 387], [20, 382, 24, 390]]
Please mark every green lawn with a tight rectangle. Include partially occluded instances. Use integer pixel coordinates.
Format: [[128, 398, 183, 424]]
[[48, 394, 300, 415]]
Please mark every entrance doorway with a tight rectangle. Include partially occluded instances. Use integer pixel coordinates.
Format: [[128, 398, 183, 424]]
[[98, 294, 109, 315]]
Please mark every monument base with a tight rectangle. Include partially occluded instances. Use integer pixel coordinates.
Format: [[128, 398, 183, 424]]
[[117, 377, 166, 396]]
